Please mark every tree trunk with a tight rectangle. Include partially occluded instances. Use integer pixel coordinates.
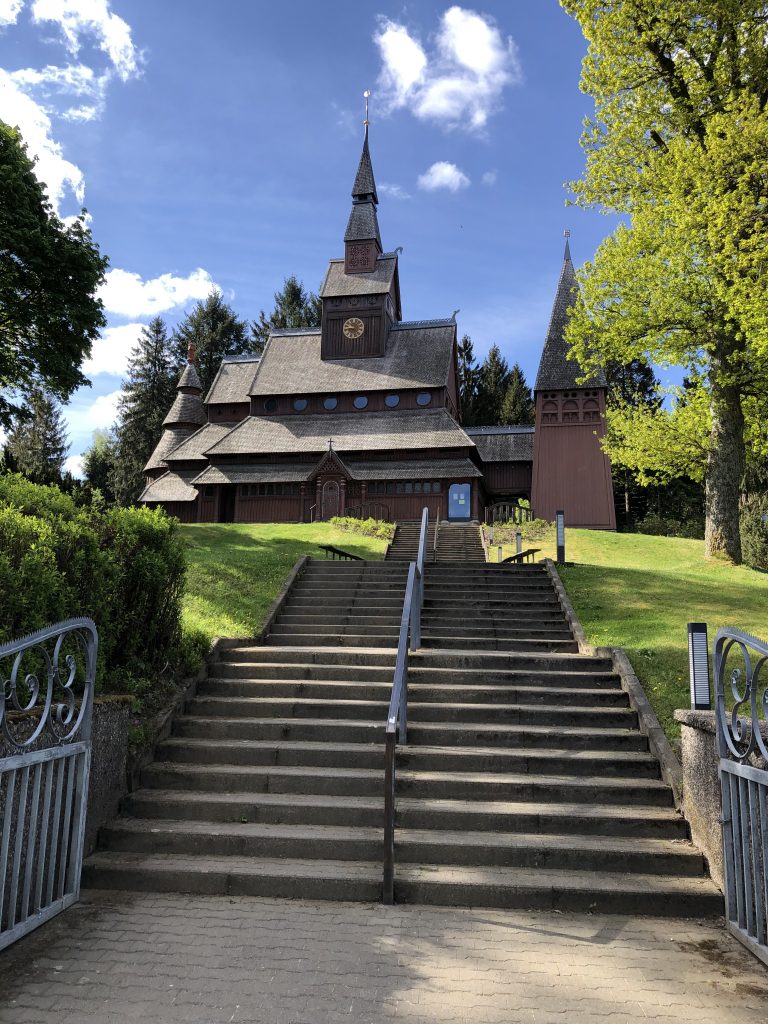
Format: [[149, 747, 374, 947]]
[[705, 363, 744, 562]]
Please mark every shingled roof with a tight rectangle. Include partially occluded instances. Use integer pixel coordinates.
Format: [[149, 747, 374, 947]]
[[344, 202, 381, 247], [177, 362, 202, 391], [347, 458, 482, 480], [205, 356, 261, 404], [250, 320, 455, 397], [192, 464, 315, 486], [162, 391, 206, 428], [205, 408, 474, 458], [535, 244, 606, 391], [139, 471, 198, 503], [465, 426, 535, 463], [144, 427, 195, 473], [320, 255, 397, 299], [164, 422, 237, 464]]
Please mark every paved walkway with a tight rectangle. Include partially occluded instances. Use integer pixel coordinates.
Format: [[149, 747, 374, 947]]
[[1, 891, 767, 1024]]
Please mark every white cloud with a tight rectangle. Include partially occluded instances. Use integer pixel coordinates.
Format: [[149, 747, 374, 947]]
[[374, 6, 521, 133], [66, 388, 121, 434], [0, 0, 23, 27], [417, 161, 470, 192], [0, 68, 86, 205], [31, 0, 141, 80], [64, 453, 84, 478], [379, 181, 411, 200], [99, 268, 216, 318], [83, 322, 144, 376], [481, 170, 497, 186]]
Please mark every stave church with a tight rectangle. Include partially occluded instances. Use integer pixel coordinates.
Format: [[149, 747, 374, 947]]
[[140, 124, 616, 530]]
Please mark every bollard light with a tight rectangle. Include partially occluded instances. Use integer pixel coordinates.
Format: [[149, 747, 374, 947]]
[[688, 622, 711, 710], [515, 531, 522, 555], [497, 545, 503, 563], [556, 510, 565, 563], [489, 526, 494, 545]]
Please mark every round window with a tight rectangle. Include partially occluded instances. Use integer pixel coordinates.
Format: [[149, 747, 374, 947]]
[[385, 394, 400, 408], [354, 395, 368, 409], [323, 396, 338, 410], [416, 392, 432, 406], [264, 398, 277, 413], [293, 398, 308, 411]]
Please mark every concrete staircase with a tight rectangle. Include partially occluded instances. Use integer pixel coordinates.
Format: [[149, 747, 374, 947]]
[[266, 560, 408, 648], [422, 563, 576, 652], [83, 560, 721, 916], [386, 520, 485, 563]]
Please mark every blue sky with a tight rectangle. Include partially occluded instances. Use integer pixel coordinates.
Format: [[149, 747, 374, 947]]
[[1, 1, 624, 473]]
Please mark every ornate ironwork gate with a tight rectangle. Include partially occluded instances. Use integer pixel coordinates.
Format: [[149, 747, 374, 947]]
[[715, 627, 768, 967], [0, 618, 97, 951]]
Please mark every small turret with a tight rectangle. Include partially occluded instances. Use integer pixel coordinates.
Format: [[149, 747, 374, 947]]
[[344, 98, 382, 274], [144, 345, 206, 478]]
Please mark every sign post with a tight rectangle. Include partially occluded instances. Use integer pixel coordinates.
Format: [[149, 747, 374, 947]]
[[556, 510, 565, 563]]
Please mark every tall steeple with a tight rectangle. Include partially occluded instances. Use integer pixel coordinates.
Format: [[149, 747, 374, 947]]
[[144, 344, 206, 478], [344, 92, 382, 274], [535, 234, 605, 392]]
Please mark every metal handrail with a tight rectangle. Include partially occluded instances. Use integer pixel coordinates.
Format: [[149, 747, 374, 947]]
[[309, 504, 317, 522], [383, 507, 428, 904]]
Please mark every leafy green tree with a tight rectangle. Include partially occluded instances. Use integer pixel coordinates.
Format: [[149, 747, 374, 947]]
[[500, 363, 534, 425], [475, 345, 511, 425], [605, 358, 660, 526], [6, 392, 69, 484], [82, 428, 118, 503], [251, 276, 322, 354], [112, 317, 176, 505], [171, 290, 249, 396], [0, 121, 108, 430], [561, 0, 768, 561], [457, 334, 481, 426]]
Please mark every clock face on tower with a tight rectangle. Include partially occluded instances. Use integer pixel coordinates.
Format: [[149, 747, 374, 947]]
[[343, 317, 365, 340]]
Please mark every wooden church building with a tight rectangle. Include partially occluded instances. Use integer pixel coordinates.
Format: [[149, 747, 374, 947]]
[[140, 127, 616, 530]]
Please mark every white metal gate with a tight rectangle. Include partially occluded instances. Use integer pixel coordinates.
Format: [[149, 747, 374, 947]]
[[715, 627, 768, 967], [0, 618, 97, 950]]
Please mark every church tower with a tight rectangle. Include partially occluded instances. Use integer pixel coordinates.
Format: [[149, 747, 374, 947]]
[[144, 346, 206, 481], [320, 114, 401, 361], [530, 238, 616, 529]]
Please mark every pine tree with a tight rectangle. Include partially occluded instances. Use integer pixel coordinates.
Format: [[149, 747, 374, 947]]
[[251, 276, 322, 354], [475, 345, 511, 425], [7, 392, 70, 484], [111, 317, 176, 505], [457, 334, 481, 426], [82, 428, 118, 504], [499, 363, 534, 425], [171, 290, 249, 396]]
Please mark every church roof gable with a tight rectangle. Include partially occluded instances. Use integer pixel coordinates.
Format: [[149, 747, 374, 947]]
[[205, 408, 473, 458], [205, 356, 261, 404], [320, 254, 396, 298], [250, 320, 455, 397]]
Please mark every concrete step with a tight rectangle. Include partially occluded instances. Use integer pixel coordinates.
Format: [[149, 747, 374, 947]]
[[270, 623, 401, 638], [198, 680, 630, 708], [155, 737, 660, 777], [185, 696, 637, 729], [217, 647, 610, 671], [265, 633, 398, 648], [421, 637, 579, 653], [97, 820, 703, 876], [419, 625, 574, 641], [119, 790, 685, 838]]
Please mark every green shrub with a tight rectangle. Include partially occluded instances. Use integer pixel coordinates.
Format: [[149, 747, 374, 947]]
[[635, 513, 705, 539], [741, 495, 768, 571], [0, 473, 194, 699], [489, 518, 553, 544], [330, 515, 396, 541]]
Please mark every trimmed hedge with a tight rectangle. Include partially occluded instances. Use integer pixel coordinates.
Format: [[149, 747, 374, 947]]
[[0, 473, 193, 695]]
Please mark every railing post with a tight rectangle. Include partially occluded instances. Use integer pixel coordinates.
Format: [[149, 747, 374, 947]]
[[383, 728, 395, 905]]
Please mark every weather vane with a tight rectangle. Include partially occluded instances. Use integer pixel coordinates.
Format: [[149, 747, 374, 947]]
[[364, 89, 371, 127], [564, 228, 571, 238]]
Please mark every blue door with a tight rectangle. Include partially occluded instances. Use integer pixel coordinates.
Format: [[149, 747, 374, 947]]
[[448, 483, 471, 520]]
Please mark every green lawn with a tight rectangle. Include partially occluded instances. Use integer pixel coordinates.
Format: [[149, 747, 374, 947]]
[[180, 522, 387, 639], [551, 531, 768, 742]]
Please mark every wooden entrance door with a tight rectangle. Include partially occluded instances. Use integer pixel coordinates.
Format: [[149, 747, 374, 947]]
[[321, 480, 340, 520]]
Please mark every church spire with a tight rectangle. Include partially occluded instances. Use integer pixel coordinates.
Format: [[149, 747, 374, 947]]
[[344, 93, 382, 272]]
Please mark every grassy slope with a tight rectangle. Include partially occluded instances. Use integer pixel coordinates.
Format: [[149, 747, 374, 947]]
[[553, 531, 768, 742], [180, 523, 387, 639]]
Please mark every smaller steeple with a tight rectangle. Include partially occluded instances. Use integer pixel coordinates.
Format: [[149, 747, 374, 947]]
[[345, 91, 382, 274], [144, 350, 206, 477], [563, 228, 572, 264]]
